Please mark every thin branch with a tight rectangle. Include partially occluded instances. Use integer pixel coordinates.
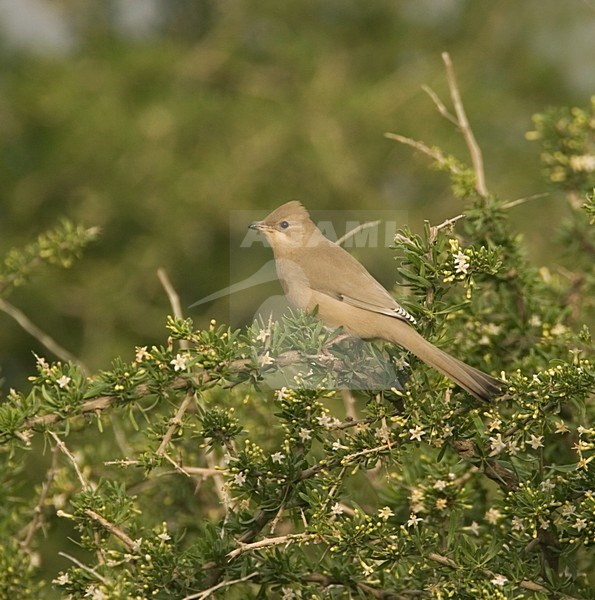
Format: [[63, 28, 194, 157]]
[[183, 573, 258, 600], [162, 452, 191, 477], [422, 84, 458, 125], [0, 298, 88, 373], [501, 192, 549, 210], [84, 508, 137, 553], [49, 431, 91, 491], [158, 268, 184, 319], [335, 221, 381, 247], [384, 133, 464, 174], [442, 52, 488, 197], [156, 392, 195, 456], [20, 445, 60, 549], [427, 551, 580, 600], [158, 268, 189, 350], [227, 532, 313, 560], [58, 552, 107, 584]]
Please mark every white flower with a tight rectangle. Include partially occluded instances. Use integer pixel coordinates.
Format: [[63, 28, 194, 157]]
[[508, 439, 519, 455], [378, 506, 394, 520], [433, 479, 447, 491], [256, 328, 270, 342], [271, 452, 285, 464], [540, 479, 555, 492], [489, 434, 507, 456], [258, 352, 275, 366], [233, 471, 247, 486], [528, 434, 544, 450], [331, 503, 344, 515], [299, 428, 312, 442], [281, 587, 297, 600], [135, 346, 150, 362], [442, 424, 453, 438], [157, 532, 171, 541], [332, 441, 347, 451], [316, 414, 332, 428], [52, 573, 70, 585], [485, 508, 502, 525], [453, 250, 470, 274], [435, 498, 447, 511], [467, 521, 480, 536], [85, 586, 108, 600], [170, 354, 188, 371], [276, 387, 288, 401], [409, 426, 426, 442], [511, 516, 524, 532], [361, 561, 374, 576], [57, 375, 71, 389], [491, 574, 508, 586], [574, 518, 587, 532], [569, 154, 595, 172], [550, 323, 568, 336], [407, 513, 423, 527]]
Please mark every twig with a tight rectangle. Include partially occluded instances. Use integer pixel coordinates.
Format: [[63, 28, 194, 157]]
[[20, 445, 60, 549], [158, 268, 184, 320], [183, 572, 258, 600], [427, 551, 580, 600], [384, 133, 464, 174], [304, 573, 410, 600], [501, 193, 549, 210], [435, 214, 465, 231], [58, 552, 107, 583], [49, 431, 91, 491], [227, 532, 313, 560], [422, 84, 458, 126], [158, 267, 189, 350], [162, 452, 191, 477], [0, 298, 88, 373], [442, 52, 488, 197], [335, 221, 381, 247], [156, 392, 195, 456], [84, 508, 137, 553]]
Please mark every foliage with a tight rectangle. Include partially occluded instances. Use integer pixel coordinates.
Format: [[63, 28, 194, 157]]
[[0, 93, 594, 599]]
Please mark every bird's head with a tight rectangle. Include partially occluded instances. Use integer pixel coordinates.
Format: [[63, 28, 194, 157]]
[[249, 201, 319, 250]]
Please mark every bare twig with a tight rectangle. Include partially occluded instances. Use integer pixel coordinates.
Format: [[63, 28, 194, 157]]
[[427, 551, 580, 600], [58, 552, 107, 583], [227, 532, 313, 560], [0, 299, 88, 373], [158, 268, 184, 320], [501, 193, 549, 210], [335, 220, 381, 247], [49, 431, 91, 491], [20, 445, 60, 549], [384, 133, 464, 174], [422, 84, 458, 125], [442, 52, 488, 197], [162, 452, 191, 477], [183, 572, 258, 600], [84, 508, 137, 553], [158, 267, 189, 350], [156, 392, 195, 457]]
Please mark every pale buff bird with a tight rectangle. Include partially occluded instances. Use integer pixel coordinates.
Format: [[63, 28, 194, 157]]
[[250, 201, 502, 401]]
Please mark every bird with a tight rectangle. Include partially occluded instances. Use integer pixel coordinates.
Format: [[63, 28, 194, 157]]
[[249, 200, 502, 402]]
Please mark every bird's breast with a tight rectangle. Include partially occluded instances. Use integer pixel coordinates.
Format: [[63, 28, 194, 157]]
[[275, 257, 312, 310]]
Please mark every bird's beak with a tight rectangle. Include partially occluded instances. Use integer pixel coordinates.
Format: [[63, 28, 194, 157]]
[[249, 220, 268, 231]]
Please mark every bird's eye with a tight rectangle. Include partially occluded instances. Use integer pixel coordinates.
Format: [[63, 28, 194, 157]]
[[279, 220, 289, 229]]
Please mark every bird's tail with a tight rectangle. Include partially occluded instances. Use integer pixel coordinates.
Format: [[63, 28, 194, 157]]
[[387, 323, 502, 402]]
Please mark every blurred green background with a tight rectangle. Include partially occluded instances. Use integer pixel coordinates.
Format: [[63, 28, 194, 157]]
[[1, 0, 593, 388]]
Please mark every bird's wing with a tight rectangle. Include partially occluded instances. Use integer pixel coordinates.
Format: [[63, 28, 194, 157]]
[[302, 241, 417, 325]]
